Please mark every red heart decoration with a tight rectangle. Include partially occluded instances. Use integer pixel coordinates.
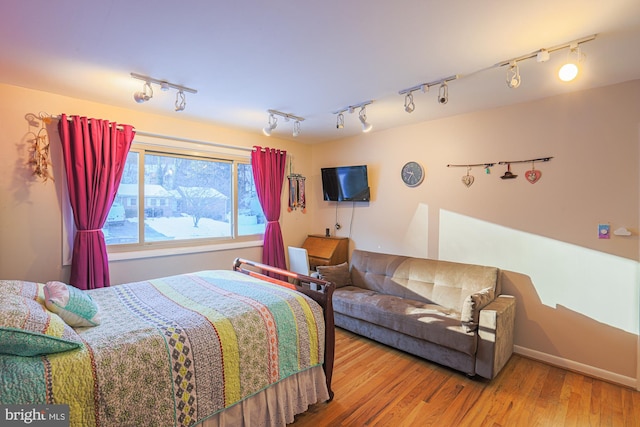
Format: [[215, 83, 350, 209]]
[[525, 169, 541, 184]]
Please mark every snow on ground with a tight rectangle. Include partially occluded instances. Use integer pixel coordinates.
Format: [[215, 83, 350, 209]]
[[146, 216, 231, 238], [145, 216, 265, 239]]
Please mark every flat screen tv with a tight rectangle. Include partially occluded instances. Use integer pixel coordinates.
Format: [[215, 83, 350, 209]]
[[321, 165, 370, 202]]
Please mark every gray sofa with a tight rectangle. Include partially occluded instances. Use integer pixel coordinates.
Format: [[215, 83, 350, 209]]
[[317, 249, 516, 379]]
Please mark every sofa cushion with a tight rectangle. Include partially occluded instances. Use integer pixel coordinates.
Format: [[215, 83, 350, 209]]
[[350, 250, 438, 304], [333, 287, 477, 356], [350, 250, 499, 313], [431, 261, 499, 313], [316, 262, 352, 288]]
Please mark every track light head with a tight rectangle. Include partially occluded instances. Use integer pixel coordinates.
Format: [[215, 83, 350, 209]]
[[174, 91, 186, 112], [507, 61, 521, 89], [133, 81, 153, 103], [559, 44, 583, 82], [262, 114, 278, 136], [359, 107, 372, 133], [404, 92, 415, 113], [336, 112, 345, 129], [438, 82, 448, 104], [293, 120, 301, 137]]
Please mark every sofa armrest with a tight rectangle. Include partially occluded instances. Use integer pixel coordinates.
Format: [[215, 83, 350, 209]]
[[474, 295, 516, 379]]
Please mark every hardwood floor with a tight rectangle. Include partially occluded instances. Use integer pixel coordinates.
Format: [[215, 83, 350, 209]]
[[292, 328, 640, 426]]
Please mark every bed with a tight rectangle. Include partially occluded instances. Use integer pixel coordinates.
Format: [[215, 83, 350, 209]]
[[0, 258, 335, 427]]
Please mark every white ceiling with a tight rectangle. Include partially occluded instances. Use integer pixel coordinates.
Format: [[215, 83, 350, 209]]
[[2, 1, 640, 143]]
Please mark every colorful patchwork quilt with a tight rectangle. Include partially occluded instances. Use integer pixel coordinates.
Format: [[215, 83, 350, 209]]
[[0, 270, 326, 426]]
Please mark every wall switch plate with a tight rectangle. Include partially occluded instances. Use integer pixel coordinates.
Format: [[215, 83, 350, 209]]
[[598, 224, 610, 239]]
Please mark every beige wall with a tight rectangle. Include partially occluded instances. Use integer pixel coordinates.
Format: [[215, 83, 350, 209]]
[[309, 80, 640, 387], [1, 81, 638, 388], [0, 83, 313, 284]]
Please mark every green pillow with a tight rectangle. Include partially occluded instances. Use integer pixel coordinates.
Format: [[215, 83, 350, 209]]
[[44, 281, 101, 327], [0, 294, 83, 356]]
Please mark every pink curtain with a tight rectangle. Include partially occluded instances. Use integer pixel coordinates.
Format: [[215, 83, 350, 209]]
[[58, 114, 135, 290], [251, 146, 287, 270]]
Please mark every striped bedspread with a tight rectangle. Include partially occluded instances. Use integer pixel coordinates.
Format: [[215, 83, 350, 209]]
[[0, 270, 326, 427]]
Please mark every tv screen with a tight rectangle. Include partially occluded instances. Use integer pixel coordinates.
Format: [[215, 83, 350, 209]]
[[321, 165, 370, 202]]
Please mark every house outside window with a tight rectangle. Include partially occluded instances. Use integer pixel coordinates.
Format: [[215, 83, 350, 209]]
[[102, 144, 265, 249]]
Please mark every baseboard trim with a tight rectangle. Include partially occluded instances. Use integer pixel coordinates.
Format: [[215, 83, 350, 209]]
[[514, 345, 638, 390]]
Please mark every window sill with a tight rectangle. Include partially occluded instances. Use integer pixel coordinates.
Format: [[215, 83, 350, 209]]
[[107, 239, 263, 262]]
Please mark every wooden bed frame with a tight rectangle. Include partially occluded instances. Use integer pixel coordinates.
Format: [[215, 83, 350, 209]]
[[233, 258, 335, 400]]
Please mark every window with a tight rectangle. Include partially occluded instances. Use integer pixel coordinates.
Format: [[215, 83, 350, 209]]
[[102, 144, 265, 249]]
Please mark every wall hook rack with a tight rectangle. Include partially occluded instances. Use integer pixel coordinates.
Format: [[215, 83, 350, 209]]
[[498, 157, 553, 165]]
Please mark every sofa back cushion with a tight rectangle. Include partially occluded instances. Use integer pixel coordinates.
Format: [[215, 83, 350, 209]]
[[350, 250, 499, 313]]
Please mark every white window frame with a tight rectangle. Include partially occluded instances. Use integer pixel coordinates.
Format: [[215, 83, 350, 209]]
[[62, 136, 263, 264]]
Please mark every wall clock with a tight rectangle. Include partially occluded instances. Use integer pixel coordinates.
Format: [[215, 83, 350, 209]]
[[401, 161, 425, 187]]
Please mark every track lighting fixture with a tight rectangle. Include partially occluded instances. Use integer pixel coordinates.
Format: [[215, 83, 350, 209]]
[[262, 110, 305, 137], [506, 61, 521, 88], [359, 107, 373, 133], [399, 77, 456, 111], [398, 35, 596, 112], [404, 92, 415, 113], [133, 81, 153, 103], [263, 114, 277, 136], [333, 100, 374, 133], [438, 82, 449, 104], [558, 43, 583, 82], [130, 72, 197, 112], [174, 91, 186, 112], [494, 34, 595, 85]]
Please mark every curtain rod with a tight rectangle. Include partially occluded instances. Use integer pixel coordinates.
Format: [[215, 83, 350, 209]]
[[54, 114, 254, 152]]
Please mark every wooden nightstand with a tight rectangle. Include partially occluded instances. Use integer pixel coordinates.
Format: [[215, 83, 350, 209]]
[[302, 235, 349, 270]]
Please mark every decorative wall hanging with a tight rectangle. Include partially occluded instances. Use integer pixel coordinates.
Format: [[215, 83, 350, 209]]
[[447, 162, 495, 187], [498, 157, 552, 183], [447, 157, 552, 186], [500, 163, 517, 179], [25, 112, 54, 182], [461, 167, 474, 187], [287, 157, 306, 212], [525, 161, 542, 184]]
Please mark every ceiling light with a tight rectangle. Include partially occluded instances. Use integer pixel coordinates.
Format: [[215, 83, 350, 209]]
[[263, 114, 277, 136], [262, 109, 305, 137], [130, 72, 197, 111], [174, 90, 186, 112], [133, 81, 153, 103], [333, 100, 373, 132], [438, 82, 449, 104], [506, 61, 521, 89], [359, 107, 372, 133], [559, 44, 582, 82], [404, 92, 415, 113]]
